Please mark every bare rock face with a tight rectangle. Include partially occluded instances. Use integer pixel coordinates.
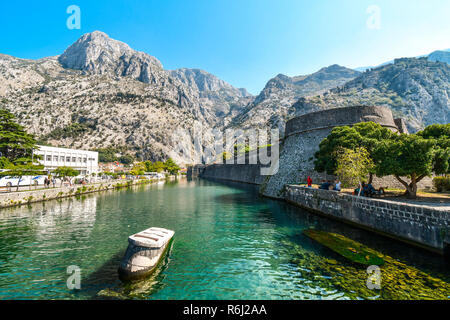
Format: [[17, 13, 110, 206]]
[[170, 68, 252, 120], [228, 65, 360, 134], [58, 31, 164, 84], [0, 31, 252, 165]]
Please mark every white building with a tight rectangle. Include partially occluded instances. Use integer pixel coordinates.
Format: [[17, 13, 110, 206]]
[[34, 145, 99, 176]]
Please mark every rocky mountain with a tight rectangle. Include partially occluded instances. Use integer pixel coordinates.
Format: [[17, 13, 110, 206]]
[[356, 48, 450, 72], [0, 31, 252, 164], [59, 31, 164, 83], [291, 57, 450, 132], [228, 64, 360, 132], [1, 31, 448, 164], [428, 50, 450, 65], [169, 68, 252, 121]]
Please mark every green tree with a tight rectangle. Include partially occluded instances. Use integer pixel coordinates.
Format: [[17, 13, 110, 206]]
[[0, 156, 13, 169], [95, 147, 119, 163], [153, 161, 165, 173], [335, 147, 374, 192], [0, 109, 37, 161], [53, 166, 79, 186], [143, 160, 154, 172], [373, 134, 436, 198], [417, 124, 450, 175], [164, 158, 180, 175], [314, 122, 395, 183], [130, 163, 146, 176], [119, 154, 134, 165], [315, 122, 449, 198]]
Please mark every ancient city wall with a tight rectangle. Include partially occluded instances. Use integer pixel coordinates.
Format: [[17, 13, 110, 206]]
[[198, 106, 433, 195], [261, 106, 428, 199], [285, 185, 450, 254], [200, 163, 266, 185]]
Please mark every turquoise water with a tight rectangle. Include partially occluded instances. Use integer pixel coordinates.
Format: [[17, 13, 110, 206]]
[[0, 179, 448, 300]]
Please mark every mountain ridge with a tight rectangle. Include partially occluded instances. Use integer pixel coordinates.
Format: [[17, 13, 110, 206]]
[[292, 57, 450, 132], [0, 31, 448, 164]]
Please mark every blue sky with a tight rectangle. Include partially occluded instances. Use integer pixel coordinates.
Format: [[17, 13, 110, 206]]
[[1, 0, 449, 94]]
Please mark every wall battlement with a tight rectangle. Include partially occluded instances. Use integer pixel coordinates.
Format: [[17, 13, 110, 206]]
[[285, 105, 399, 137]]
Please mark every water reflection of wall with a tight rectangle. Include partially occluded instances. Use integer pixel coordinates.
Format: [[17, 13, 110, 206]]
[[31, 197, 98, 240]]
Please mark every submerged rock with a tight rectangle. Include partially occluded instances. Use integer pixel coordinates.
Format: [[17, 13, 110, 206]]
[[285, 232, 450, 300], [304, 229, 385, 266]]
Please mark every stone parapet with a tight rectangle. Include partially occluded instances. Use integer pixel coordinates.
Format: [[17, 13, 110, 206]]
[[285, 185, 450, 254]]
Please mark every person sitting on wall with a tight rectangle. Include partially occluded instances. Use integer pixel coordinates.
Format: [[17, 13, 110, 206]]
[[333, 179, 341, 191], [307, 176, 313, 188], [354, 182, 366, 196], [365, 183, 385, 197], [319, 180, 332, 190], [365, 183, 376, 195]]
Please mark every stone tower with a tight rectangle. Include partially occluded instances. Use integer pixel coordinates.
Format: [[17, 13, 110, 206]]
[[261, 106, 402, 198]]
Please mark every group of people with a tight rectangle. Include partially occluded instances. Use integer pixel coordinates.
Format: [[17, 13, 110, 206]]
[[354, 182, 384, 197], [43, 176, 73, 188], [43, 177, 55, 188], [306, 176, 341, 191], [306, 176, 383, 197], [318, 179, 341, 191]]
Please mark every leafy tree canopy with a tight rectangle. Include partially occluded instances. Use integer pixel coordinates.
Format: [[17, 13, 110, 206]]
[[130, 163, 145, 176], [335, 147, 374, 188], [119, 154, 135, 165], [53, 166, 80, 178], [315, 121, 449, 198], [164, 158, 180, 175], [0, 109, 37, 161], [314, 122, 395, 176]]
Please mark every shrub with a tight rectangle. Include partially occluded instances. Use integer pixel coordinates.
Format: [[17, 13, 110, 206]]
[[433, 176, 450, 192]]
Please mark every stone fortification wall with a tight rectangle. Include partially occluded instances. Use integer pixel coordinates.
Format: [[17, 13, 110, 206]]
[[262, 106, 403, 199], [285, 185, 450, 254]]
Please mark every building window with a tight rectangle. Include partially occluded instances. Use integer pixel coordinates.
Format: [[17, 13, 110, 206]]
[[83, 158, 87, 163], [66, 157, 71, 162], [54, 156, 58, 162], [46, 155, 51, 161], [78, 157, 82, 163], [72, 157, 76, 162], [60, 156, 65, 162]]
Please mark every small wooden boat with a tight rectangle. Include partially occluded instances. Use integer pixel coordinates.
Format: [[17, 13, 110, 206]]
[[118, 227, 174, 281]]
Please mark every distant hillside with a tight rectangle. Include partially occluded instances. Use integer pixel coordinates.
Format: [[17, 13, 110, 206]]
[[355, 48, 450, 71], [228, 64, 360, 132], [428, 50, 450, 65], [292, 57, 450, 132]]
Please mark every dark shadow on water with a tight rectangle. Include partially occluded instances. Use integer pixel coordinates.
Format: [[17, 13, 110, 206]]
[[70, 250, 125, 299], [80, 241, 175, 300]]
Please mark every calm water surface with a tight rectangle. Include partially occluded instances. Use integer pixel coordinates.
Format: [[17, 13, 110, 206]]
[[0, 179, 448, 300]]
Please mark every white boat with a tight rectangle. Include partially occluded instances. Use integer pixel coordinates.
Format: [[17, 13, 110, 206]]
[[118, 227, 174, 281]]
